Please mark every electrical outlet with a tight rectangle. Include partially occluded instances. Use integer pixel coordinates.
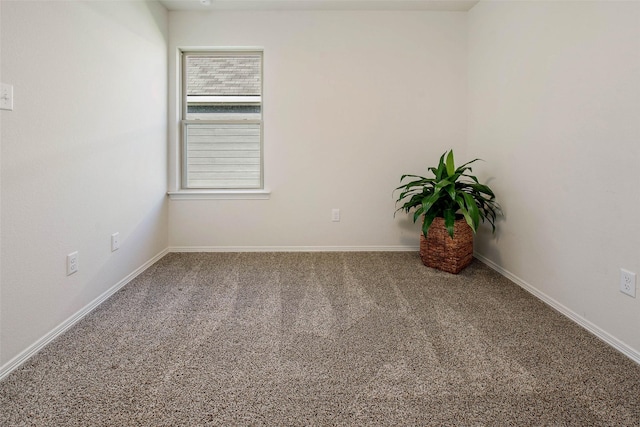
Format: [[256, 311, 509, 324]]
[[620, 269, 636, 298], [111, 232, 120, 252], [332, 208, 340, 222], [67, 252, 79, 275]]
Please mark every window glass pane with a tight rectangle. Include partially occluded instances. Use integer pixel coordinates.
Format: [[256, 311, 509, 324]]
[[185, 122, 261, 189], [185, 54, 261, 121]]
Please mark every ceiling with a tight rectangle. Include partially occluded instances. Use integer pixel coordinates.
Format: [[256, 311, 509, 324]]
[[158, 0, 480, 12]]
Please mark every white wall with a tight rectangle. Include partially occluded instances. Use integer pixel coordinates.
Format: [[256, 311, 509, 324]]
[[168, 10, 468, 249], [468, 1, 640, 355], [0, 1, 169, 366]]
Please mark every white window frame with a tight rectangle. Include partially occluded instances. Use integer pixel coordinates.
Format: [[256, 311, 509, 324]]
[[169, 48, 269, 200]]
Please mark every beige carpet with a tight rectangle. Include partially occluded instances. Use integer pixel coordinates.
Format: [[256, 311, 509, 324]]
[[1, 252, 639, 426]]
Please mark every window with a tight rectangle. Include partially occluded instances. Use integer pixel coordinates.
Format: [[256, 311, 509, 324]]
[[181, 51, 263, 190]]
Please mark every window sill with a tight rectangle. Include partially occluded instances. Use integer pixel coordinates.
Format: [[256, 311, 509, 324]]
[[168, 189, 271, 200]]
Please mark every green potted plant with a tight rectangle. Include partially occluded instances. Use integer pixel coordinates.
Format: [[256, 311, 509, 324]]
[[395, 149, 500, 274]]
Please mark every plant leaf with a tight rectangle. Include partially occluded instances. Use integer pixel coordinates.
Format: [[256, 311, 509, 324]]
[[421, 191, 442, 217], [435, 153, 447, 180], [446, 182, 457, 200], [445, 150, 455, 177], [462, 192, 480, 230], [443, 209, 456, 238], [422, 209, 438, 237], [455, 158, 481, 173]]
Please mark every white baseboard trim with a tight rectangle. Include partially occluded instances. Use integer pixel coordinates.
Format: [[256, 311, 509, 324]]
[[474, 252, 640, 366], [0, 248, 170, 381], [169, 245, 419, 253]]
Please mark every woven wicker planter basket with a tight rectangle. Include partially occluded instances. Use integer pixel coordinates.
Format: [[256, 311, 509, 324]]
[[419, 217, 473, 274]]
